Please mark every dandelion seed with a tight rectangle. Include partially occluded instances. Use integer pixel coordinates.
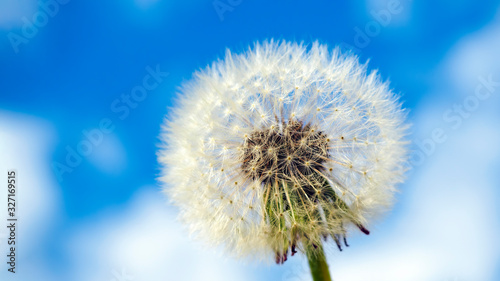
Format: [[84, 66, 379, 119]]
[[159, 41, 408, 272]]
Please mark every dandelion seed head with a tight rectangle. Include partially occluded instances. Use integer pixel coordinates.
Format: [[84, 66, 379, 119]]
[[159, 40, 408, 263]]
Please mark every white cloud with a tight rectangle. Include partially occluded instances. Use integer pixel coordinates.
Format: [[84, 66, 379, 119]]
[[443, 7, 500, 95], [67, 188, 260, 281]]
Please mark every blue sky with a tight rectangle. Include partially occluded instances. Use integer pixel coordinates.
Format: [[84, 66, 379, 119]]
[[1, 1, 500, 280]]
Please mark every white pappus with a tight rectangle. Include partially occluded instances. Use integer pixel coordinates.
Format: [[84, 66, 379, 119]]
[[158, 40, 408, 264]]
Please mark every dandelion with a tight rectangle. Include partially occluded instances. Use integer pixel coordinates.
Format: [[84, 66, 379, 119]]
[[159, 40, 408, 280]]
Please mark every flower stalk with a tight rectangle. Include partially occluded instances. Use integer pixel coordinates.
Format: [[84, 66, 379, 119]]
[[306, 243, 332, 281]]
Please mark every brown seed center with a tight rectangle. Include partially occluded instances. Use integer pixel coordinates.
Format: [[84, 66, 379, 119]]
[[241, 120, 328, 184]]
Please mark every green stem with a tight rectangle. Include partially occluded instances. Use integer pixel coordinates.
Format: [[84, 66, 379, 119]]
[[306, 244, 332, 281]]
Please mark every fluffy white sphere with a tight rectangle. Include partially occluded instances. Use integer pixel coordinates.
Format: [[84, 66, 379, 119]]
[[159, 40, 408, 263]]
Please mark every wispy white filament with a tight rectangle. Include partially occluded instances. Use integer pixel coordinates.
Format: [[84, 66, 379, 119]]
[[159, 40, 408, 262]]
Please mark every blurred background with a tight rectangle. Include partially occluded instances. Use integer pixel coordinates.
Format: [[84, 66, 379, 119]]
[[1, 0, 500, 280]]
